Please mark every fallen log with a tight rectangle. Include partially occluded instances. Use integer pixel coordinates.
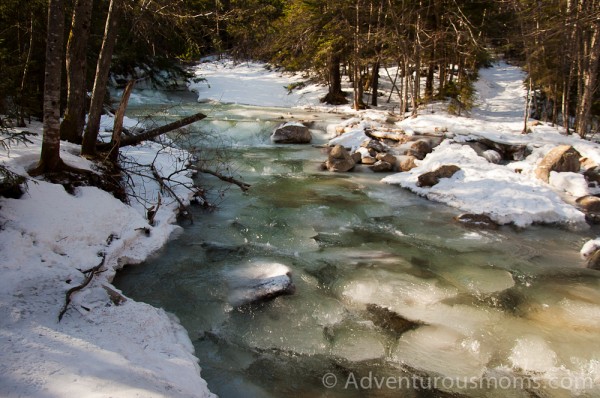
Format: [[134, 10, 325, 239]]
[[97, 111, 207, 151]]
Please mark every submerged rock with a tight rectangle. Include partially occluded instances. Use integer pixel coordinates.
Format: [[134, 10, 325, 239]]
[[535, 145, 581, 183], [417, 165, 461, 187], [454, 213, 499, 230], [366, 304, 423, 337], [271, 122, 311, 144]]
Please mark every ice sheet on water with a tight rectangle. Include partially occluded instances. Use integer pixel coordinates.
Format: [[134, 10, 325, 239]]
[[437, 265, 515, 296], [392, 325, 491, 379], [330, 324, 387, 362]]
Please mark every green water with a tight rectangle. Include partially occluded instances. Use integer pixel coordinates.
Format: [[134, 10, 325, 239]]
[[114, 103, 600, 398]]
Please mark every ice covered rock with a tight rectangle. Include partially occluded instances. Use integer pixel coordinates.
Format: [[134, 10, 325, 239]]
[[325, 145, 355, 172], [271, 122, 311, 144], [535, 145, 581, 183], [417, 165, 461, 187], [454, 213, 499, 230], [226, 261, 296, 307]]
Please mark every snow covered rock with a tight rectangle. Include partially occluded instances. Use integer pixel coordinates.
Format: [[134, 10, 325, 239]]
[[417, 165, 461, 187], [535, 145, 581, 183], [271, 122, 311, 144], [549, 171, 590, 197], [325, 145, 355, 172]]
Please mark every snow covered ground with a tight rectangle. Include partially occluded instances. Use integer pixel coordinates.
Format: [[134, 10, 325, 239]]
[[381, 62, 599, 229], [2, 57, 599, 398], [0, 124, 215, 397]]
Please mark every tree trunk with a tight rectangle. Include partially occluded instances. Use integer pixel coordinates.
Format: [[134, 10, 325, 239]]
[[322, 53, 346, 104], [30, 0, 65, 175], [17, 14, 35, 128], [108, 79, 136, 161], [81, 0, 121, 157], [60, 0, 94, 144], [575, 18, 600, 138], [97, 112, 207, 151], [371, 60, 380, 107]]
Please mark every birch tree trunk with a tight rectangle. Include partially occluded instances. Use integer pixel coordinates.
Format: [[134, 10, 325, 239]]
[[60, 0, 94, 144], [81, 0, 121, 157]]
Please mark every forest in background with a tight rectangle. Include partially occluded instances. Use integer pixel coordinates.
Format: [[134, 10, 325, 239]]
[[0, 0, 599, 152]]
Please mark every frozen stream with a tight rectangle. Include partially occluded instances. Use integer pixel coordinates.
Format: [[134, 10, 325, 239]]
[[114, 101, 600, 397]]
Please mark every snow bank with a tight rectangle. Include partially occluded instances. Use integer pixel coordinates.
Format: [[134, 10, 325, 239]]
[[188, 59, 326, 107], [0, 122, 215, 397], [383, 140, 587, 228]]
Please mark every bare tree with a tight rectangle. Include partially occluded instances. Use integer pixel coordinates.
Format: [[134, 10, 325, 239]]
[[82, 0, 121, 157]]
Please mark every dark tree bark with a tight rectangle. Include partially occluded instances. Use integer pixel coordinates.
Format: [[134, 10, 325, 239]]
[[371, 60, 380, 107], [81, 0, 121, 157], [30, 0, 65, 175], [575, 17, 600, 138], [60, 0, 94, 144], [322, 53, 347, 105]]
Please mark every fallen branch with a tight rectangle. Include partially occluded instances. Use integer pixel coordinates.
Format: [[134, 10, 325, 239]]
[[97, 111, 207, 151], [190, 166, 251, 192], [58, 253, 106, 322]]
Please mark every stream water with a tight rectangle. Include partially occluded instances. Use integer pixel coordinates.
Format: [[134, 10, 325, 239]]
[[114, 98, 600, 398]]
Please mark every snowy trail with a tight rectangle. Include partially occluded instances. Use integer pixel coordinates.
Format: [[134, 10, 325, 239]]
[[380, 62, 599, 228], [473, 62, 527, 123]]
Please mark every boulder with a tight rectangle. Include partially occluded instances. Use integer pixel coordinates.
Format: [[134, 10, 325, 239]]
[[371, 160, 393, 172], [576, 195, 600, 212], [483, 149, 502, 164], [376, 152, 397, 164], [271, 122, 311, 144], [417, 165, 461, 187], [362, 139, 386, 153], [584, 166, 600, 185], [325, 145, 356, 172], [361, 156, 377, 165], [351, 151, 362, 163], [576, 195, 600, 223], [409, 139, 432, 160], [398, 155, 418, 172], [535, 145, 581, 183], [587, 250, 600, 271], [454, 213, 499, 230]]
